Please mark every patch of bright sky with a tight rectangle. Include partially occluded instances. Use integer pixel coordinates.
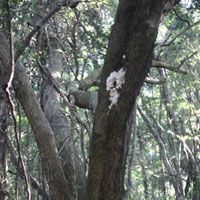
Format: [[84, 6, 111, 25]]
[[180, 0, 193, 8], [156, 24, 169, 43]]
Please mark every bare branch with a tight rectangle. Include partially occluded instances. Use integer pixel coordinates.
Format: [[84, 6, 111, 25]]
[[137, 105, 176, 177], [162, 20, 200, 47], [15, 0, 81, 61], [152, 60, 187, 74], [173, 8, 190, 26], [145, 77, 165, 84]]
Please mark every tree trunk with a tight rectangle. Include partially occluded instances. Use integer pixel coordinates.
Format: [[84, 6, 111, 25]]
[[86, 1, 164, 199], [0, 25, 11, 200], [126, 105, 137, 198], [0, 90, 8, 200], [138, 131, 149, 200], [40, 35, 77, 200], [159, 69, 184, 200], [35, 0, 86, 197], [0, 32, 70, 200]]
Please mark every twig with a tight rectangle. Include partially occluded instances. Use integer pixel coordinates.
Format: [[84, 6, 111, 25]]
[[7, 138, 49, 199], [178, 51, 198, 69]]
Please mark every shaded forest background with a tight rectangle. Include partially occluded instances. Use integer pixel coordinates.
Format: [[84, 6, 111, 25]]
[[0, 0, 199, 200]]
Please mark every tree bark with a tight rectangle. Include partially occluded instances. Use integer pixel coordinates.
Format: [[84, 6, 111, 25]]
[[86, 1, 164, 200]]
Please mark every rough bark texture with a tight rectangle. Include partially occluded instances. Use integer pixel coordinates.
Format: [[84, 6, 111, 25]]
[[86, 1, 164, 200], [0, 32, 70, 200]]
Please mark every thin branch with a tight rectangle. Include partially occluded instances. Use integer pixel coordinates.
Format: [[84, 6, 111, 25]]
[[173, 8, 190, 26], [6, 1, 31, 199], [152, 60, 187, 74], [137, 106, 176, 177], [15, 0, 76, 61], [163, 20, 200, 47], [178, 51, 198, 69], [7, 138, 49, 199]]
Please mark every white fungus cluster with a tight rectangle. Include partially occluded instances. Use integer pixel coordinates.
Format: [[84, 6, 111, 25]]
[[106, 68, 126, 109]]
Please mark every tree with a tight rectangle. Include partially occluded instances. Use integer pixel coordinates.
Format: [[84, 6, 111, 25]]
[[86, 1, 164, 199], [0, 0, 199, 199]]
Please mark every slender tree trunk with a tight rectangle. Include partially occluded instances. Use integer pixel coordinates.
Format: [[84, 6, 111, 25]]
[[0, 51, 9, 200], [40, 34, 87, 199], [0, 32, 71, 200], [0, 2, 12, 198], [126, 105, 137, 198], [40, 35, 77, 200], [159, 69, 184, 200], [86, 1, 164, 199], [138, 132, 149, 200], [35, 0, 86, 197], [160, 156, 167, 200], [0, 91, 8, 200]]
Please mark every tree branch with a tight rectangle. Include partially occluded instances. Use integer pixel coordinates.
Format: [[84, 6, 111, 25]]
[[15, 0, 80, 61], [152, 60, 187, 74], [137, 106, 176, 177], [162, 20, 200, 47]]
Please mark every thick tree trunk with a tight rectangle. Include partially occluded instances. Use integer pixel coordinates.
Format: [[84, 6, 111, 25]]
[[0, 32, 70, 200], [86, 1, 164, 200]]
